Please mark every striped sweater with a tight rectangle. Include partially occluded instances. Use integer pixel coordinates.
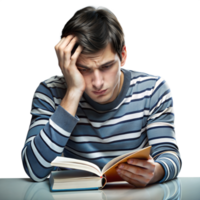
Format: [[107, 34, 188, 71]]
[[21, 68, 182, 182]]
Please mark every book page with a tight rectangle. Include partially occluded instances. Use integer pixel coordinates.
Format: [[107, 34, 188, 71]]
[[52, 170, 99, 183], [51, 156, 101, 176]]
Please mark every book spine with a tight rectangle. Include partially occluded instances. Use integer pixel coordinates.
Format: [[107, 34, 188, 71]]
[[100, 176, 107, 189]]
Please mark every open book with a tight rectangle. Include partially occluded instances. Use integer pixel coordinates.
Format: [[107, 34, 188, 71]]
[[49, 146, 151, 191]]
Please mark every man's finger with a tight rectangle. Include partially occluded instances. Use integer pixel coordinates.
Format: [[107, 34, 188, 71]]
[[127, 158, 155, 171], [117, 170, 147, 188], [127, 158, 150, 166]]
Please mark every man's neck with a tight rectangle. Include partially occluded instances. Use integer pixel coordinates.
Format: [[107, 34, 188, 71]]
[[117, 70, 124, 96]]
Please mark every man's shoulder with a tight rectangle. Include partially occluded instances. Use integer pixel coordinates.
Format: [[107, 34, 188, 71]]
[[33, 74, 67, 96], [39, 75, 67, 89], [123, 69, 161, 89], [42, 75, 65, 84], [124, 69, 160, 80], [126, 69, 171, 90]]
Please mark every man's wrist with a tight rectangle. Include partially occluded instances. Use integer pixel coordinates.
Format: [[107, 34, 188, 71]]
[[149, 162, 165, 184], [60, 89, 83, 117]]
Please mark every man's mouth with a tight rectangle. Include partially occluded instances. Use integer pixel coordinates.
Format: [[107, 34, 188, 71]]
[[92, 89, 107, 95]]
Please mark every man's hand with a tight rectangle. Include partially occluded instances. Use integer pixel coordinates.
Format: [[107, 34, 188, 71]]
[[54, 35, 85, 94], [116, 156, 165, 188]]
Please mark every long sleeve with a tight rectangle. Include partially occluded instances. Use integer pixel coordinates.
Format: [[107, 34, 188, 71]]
[[21, 81, 79, 182], [146, 77, 182, 183]]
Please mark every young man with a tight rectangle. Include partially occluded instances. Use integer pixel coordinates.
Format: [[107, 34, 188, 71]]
[[21, 6, 182, 187]]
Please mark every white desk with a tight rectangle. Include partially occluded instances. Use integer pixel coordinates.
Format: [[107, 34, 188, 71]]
[[0, 178, 199, 200]]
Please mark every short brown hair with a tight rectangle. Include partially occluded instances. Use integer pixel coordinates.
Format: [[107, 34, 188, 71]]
[[61, 6, 125, 61]]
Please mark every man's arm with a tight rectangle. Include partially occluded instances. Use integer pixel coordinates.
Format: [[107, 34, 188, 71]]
[[146, 77, 182, 183], [21, 83, 80, 181], [60, 89, 82, 117], [149, 161, 165, 184], [116, 77, 182, 187]]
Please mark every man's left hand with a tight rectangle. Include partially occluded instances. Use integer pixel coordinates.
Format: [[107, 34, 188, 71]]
[[116, 155, 165, 188]]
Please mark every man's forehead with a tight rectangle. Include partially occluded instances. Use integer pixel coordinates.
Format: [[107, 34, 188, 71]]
[[76, 54, 117, 68], [76, 43, 117, 66], [76, 59, 116, 68]]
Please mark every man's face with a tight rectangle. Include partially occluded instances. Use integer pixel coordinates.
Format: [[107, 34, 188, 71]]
[[76, 43, 126, 104]]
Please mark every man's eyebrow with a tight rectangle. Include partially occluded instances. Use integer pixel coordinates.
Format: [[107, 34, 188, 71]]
[[76, 60, 116, 69]]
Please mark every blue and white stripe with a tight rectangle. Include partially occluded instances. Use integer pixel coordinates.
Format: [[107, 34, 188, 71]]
[[21, 69, 181, 182]]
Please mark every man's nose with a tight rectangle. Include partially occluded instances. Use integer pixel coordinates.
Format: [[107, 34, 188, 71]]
[[92, 71, 104, 90]]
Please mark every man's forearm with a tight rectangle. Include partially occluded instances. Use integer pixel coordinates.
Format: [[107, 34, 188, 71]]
[[60, 89, 83, 117], [149, 163, 165, 185]]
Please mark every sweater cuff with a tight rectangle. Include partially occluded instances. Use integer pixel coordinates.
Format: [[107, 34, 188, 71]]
[[50, 105, 79, 133], [155, 160, 168, 183], [154, 152, 180, 184]]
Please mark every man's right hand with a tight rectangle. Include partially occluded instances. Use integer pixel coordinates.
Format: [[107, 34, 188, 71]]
[[54, 35, 85, 95]]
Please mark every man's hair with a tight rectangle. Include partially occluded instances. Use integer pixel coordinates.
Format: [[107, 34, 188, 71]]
[[61, 6, 125, 61]]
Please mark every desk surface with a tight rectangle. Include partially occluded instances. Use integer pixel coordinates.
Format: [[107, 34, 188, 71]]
[[0, 177, 199, 200]]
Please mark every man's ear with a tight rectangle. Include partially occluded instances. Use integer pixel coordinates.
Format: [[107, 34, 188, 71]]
[[121, 45, 127, 67]]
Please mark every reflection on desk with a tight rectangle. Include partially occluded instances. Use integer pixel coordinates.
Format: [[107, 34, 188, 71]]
[[2, 177, 200, 200]]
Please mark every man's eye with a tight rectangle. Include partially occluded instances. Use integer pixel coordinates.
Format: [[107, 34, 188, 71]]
[[78, 65, 112, 72], [102, 65, 112, 70], [78, 68, 87, 72]]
